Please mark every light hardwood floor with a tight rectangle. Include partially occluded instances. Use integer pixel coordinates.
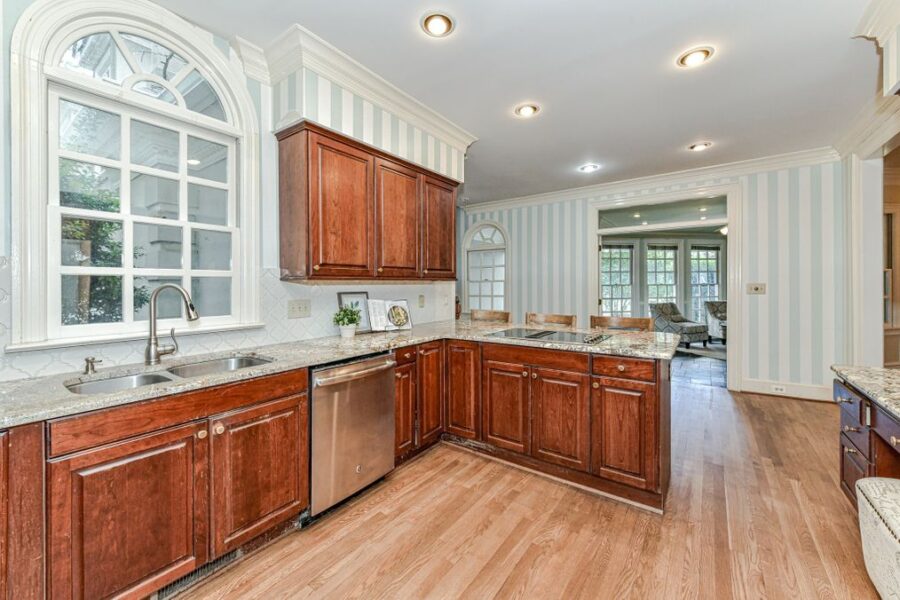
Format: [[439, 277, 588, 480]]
[[180, 382, 877, 599]]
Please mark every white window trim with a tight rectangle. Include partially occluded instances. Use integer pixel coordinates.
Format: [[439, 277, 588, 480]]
[[9, 0, 261, 350], [461, 221, 510, 313]]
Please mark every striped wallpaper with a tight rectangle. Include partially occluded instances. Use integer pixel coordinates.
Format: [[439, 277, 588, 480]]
[[272, 68, 465, 181], [461, 159, 848, 392]]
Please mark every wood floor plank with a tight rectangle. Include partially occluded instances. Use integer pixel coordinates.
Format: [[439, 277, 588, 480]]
[[179, 384, 878, 600]]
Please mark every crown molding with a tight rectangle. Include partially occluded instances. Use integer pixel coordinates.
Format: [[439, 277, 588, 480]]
[[834, 90, 900, 158], [463, 146, 839, 213], [264, 24, 477, 151], [233, 36, 270, 85], [856, 0, 900, 45]]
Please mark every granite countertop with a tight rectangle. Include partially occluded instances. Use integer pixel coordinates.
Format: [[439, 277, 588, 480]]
[[832, 365, 900, 422], [0, 319, 680, 430]]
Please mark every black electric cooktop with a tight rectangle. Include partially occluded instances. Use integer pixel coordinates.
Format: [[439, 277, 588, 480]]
[[488, 328, 610, 345]]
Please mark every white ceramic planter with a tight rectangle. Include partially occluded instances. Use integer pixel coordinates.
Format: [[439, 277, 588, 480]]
[[339, 325, 357, 339]]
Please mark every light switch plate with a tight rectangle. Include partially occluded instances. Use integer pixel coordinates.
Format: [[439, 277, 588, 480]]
[[747, 283, 767, 295], [418, 294, 425, 308], [287, 299, 311, 319]]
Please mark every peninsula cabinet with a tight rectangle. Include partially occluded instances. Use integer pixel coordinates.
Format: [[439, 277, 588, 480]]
[[277, 121, 459, 282], [445, 340, 481, 440], [46, 369, 309, 600]]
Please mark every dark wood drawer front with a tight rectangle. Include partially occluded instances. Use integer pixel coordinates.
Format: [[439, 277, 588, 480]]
[[840, 433, 871, 504], [833, 380, 864, 425], [872, 404, 900, 451], [593, 356, 656, 382], [840, 408, 870, 459], [395, 347, 417, 365], [482, 343, 589, 373]]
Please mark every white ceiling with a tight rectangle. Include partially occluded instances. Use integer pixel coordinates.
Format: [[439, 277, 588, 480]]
[[156, 0, 878, 203]]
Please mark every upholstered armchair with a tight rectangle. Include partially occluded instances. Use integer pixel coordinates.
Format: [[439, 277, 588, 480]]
[[705, 301, 727, 344], [649, 302, 709, 348]]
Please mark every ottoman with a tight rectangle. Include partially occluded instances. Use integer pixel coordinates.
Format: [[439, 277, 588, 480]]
[[857, 477, 900, 598]]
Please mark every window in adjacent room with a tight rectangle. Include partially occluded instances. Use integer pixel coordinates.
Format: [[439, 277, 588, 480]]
[[689, 246, 721, 321], [599, 244, 634, 316], [646, 245, 678, 305]]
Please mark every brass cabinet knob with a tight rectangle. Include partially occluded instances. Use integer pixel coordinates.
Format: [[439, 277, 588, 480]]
[[617, 365, 626, 372], [424, 269, 429, 274], [395, 372, 402, 378], [404, 352, 412, 359], [842, 425, 860, 433], [521, 371, 528, 378], [197, 430, 208, 440], [378, 267, 384, 273], [592, 382, 600, 389], [214, 424, 226, 435], [312, 265, 320, 271], [844, 446, 857, 454], [892, 435, 899, 447], [532, 372, 538, 379], [420, 349, 426, 355]]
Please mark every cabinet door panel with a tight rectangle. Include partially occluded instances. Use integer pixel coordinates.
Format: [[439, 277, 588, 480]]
[[375, 159, 420, 277], [48, 423, 208, 600], [417, 341, 445, 446], [308, 132, 374, 277], [421, 176, 456, 278], [395, 362, 417, 457], [591, 377, 658, 490], [482, 360, 530, 454], [532, 368, 590, 471], [211, 394, 308, 557], [446, 341, 481, 440]]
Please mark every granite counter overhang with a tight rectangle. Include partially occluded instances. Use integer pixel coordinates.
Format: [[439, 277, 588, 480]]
[[0, 320, 680, 430], [832, 365, 900, 423]]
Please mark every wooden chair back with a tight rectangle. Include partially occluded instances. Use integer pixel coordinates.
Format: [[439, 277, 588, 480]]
[[590, 315, 653, 331], [525, 312, 577, 327], [470, 309, 512, 323]]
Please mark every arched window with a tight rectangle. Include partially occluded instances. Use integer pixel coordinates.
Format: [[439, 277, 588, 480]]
[[464, 223, 508, 311], [10, 0, 260, 347]]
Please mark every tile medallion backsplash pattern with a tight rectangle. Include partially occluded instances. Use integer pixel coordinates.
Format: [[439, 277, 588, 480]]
[[0, 263, 454, 381]]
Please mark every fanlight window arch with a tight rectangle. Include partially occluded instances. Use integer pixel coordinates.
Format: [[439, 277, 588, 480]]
[[60, 31, 227, 121], [465, 223, 508, 311]]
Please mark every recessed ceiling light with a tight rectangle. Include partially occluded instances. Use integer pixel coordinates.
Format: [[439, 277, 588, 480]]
[[578, 163, 601, 173], [699, 207, 707, 212], [700, 216, 707, 221], [688, 142, 713, 152], [514, 103, 541, 118], [677, 46, 714, 68], [642, 221, 648, 226], [421, 13, 454, 37], [633, 213, 641, 218], [187, 159, 201, 166]]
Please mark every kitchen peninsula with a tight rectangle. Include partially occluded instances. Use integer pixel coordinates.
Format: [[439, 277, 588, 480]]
[[0, 319, 677, 599]]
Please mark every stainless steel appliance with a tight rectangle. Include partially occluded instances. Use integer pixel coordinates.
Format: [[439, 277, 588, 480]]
[[310, 353, 396, 516], [488, 328, 610, 345]]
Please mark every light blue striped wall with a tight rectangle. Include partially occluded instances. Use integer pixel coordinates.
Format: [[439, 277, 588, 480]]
[[461, 160, 847, 390], [272, 68, 465, 181]]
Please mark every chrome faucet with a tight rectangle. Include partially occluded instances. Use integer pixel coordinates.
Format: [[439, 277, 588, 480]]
[[145, 284, 200, 366]]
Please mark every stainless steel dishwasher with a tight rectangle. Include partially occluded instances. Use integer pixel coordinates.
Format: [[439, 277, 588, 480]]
[[310, 353, 396, 516]]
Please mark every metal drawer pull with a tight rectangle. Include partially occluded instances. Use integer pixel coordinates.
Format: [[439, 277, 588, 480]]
[[892, 436, 899, 447], [315, 360, 397, 387], [214, 424, 225, 435], [532, 372, 538, 379], [404, 352, 412, 359], [842, 425, 860, 433], [521, 371, 528, 377], [844, 446, 857, 454], [592, 382, 599, 389], [835, 395, 851, 404], [197, 430, 208, 439], [395, 372, 402, 378], [617, 365, 626, 372]]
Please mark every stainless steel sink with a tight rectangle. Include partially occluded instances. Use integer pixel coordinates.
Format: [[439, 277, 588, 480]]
[[66, 372, 176, 395], [166, 356, 272, 379]]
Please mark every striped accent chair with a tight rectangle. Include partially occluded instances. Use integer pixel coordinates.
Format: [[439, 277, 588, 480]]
[[649, 302, 709, 348]]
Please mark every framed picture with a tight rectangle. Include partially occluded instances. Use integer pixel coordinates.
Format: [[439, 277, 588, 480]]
[[337, 292, 371, 333], [368, 299, 412, 331]]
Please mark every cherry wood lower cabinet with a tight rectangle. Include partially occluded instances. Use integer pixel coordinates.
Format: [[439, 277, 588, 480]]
[[482, 359, 531, 454], [532, 368, 590, 472], [445, 341, 481, 440], [210, 394, 308, 557], [394, 361, 417, 458], [47, 422, 210, 600], [417, 341, 445, 447]]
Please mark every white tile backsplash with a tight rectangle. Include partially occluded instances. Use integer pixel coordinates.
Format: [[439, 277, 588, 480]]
[[0, 265, 455, 381]]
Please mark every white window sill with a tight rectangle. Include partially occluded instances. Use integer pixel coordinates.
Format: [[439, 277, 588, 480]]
[[4, 322, 267, 353]]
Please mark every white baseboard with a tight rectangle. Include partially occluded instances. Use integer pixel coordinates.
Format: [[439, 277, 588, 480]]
[[739, 378, 832, 402]]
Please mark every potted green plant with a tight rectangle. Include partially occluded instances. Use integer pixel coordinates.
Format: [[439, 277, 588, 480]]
[[333, 303, 362, 339]]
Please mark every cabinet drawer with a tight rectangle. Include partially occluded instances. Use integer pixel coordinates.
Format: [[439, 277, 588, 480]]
[[834, 379, 864, 425], [395, 346, 417, 365], [592, 356, 656, 382], [840, 433, 871, 504], [872, 403, 900, 452], [840, 408, 870, 459]]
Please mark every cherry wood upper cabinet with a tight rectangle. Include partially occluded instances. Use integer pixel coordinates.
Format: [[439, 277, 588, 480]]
[[277, 121, 459, 281], [47, 422, 209, 600], [209, 394, 308, 557], [417, 341, 445, 446], [531, 368, 590, 472], [421, 176, 457, 279], [375, 158, 420, 278], [446, 340, 481, 440], [591, 376, 659, 491]]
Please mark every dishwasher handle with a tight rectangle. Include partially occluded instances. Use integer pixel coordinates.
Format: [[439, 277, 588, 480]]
[[313, 359, 397, 388]]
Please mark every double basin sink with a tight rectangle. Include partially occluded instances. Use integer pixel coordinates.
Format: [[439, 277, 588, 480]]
[[65, 355, 273, 395]]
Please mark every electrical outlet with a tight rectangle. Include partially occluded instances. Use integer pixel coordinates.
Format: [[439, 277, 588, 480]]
[[287, 299, 311, 319], [772, 384, 786, 394], [747, 283, 767, 295], [418, 294, 426, 308]]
